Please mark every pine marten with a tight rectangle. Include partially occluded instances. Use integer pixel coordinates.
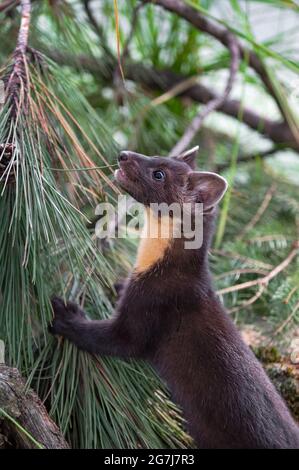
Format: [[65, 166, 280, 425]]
[[50, 148, 299, 449]]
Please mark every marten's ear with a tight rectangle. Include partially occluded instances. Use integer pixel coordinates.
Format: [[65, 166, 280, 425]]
[[187, 171, 228, 210], [174, 146, 199, 169]]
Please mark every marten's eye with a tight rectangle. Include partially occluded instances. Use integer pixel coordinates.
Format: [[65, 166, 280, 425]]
[[153, 170, 166, 181]]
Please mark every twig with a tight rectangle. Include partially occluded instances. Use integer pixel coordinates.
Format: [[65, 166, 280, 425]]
[[248, 234, 291, 244], [211, 248, 274, 270], [236, 183, 277, 240], [82, 0, 102, 37], [217, 241, 299, 296], [147, 76, 199, 108], [113, 0, 124, 81], [215, 268, 269, 280], [262, 241, 299, 281], [113, 2, 145, 103], [171, 32, 240, 155], [227, 284, 266, 314], [270, 300, 299, 339], [284, 284, 299, 304]]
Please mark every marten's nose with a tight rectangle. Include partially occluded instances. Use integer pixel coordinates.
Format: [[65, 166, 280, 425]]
[[118, 151, 130, 162]]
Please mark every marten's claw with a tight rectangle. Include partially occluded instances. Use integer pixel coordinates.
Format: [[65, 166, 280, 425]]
[[49, 296, 86, 336]]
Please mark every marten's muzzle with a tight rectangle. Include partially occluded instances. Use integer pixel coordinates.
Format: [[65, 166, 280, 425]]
[[116, 151, 149, 184], [115, 150, 158, 204]]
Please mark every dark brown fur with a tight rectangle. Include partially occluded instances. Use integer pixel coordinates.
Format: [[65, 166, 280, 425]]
[[50, 149, 299, 449]]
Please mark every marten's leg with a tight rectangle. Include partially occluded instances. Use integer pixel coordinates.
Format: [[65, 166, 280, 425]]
[[49, 297, 140, 359]]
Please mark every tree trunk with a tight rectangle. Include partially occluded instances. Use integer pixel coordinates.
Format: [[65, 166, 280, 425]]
[[0, 365, 70, 449]]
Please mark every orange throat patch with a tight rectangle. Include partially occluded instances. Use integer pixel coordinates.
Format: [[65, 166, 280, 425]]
[[135, 208, 175, 273]]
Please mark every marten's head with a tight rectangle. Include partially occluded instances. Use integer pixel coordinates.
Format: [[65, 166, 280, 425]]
[[114, 147, 227, 212]]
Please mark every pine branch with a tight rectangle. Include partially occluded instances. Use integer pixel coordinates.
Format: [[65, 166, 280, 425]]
[[127, 66, 296, 150], [211, 250, 274, 270], [236, 183, 277, 241], [45, 50, 299, 152], [5, 0, 31, 110], [271, 300, 299, 339], [217, 241, 299, 296], [227, 284, 266, 315], [143, 0, 294, 130], [15, 0, 31, 56]]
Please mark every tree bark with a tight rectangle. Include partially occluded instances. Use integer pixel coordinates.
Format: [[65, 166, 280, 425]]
[[0, 365, 70, 449]]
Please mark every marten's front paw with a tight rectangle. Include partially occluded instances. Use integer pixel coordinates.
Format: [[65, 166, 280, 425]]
[[49, 296, 86, 336]]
